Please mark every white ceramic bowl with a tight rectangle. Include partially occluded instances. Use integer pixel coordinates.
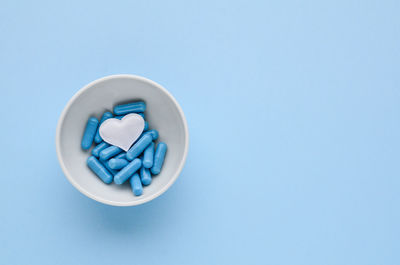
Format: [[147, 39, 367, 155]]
[[56, 74, 189, 206]]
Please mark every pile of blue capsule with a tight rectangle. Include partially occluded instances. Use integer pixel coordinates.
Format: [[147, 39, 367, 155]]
[[81, 101, 167, 196]]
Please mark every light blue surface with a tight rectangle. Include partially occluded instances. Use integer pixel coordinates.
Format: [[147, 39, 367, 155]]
[[0, 0, 399, 264]]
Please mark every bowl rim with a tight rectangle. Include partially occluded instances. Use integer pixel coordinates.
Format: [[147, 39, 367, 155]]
[[55, 74, 189, 206]]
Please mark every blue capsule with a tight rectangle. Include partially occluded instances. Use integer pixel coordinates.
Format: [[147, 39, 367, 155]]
[[91, 141, 110, 157], [94, 111, 113, 143], [130, 173, 143, 196], [99, 146, 122, 161], [140, 167, 152, 186], [143, 129, 158, 140], [87, 156, 113, 184], [108, 158, 129, 170], [151, 142, 167, 175], [99, 158, 118, 175], [115, 112, 144, 120], [115, 152, 127, 159], [114, 158, 142, 185], [142, 142, 154, 168], [113, 101, 146, 115], [126, 134, 153, 161], [81, 117, 99, 150]]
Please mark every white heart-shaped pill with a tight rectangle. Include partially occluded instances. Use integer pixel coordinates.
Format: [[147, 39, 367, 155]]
[[99, 113, 145, 151]]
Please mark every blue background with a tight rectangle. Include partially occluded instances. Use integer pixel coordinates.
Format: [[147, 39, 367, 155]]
[[0, 0, 399, 264]]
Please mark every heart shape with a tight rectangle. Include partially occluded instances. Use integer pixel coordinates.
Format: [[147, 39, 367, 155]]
[[99, 113, 145, 151]]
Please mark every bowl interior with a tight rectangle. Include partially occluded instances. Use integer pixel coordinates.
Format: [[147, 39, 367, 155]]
[[56, 75, 188, 206]]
